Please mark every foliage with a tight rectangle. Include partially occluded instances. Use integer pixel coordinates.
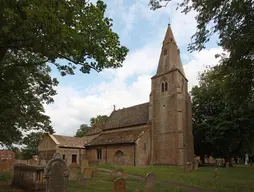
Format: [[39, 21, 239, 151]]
[[191, 66, 254, 162], [0, 0, 128, 146], [90, 115, 108, 126], [74, 124, 90, 137], [21, 132, 45, 159], [74, 115, 108, 137]]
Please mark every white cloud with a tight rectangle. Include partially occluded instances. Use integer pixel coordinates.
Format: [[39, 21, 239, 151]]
[[184, 47, 223, 91]]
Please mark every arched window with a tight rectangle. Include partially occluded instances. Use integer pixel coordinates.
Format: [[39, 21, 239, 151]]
[[161, 82, 165, 92], [165, 81, 168, 91]]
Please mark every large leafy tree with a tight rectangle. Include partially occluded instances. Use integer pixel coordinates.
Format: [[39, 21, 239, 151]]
[[0, 0, 128, 146], [21, 132, 44, 159], [191, 65, 254, 165]]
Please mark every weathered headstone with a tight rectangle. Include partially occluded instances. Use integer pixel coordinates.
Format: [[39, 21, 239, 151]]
[[112, 178, 126, 192], [68, 163, 79, 181], [110, 170, 119, 180], [144, 172, 156, 192], [184, 162, 193, 172], [193, 159, 199, 170], [84, 167, 93, 179], [214, 168, 218, 178], [122, 171, 128, 179], [225, 162, 229, 168], [44, 153, 69, 192], [81, 159, 89, 173]]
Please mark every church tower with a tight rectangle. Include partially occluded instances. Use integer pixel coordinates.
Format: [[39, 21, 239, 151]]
[[149, 25, 194, 165]]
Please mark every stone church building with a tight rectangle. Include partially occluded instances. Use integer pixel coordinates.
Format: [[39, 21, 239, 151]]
[[38, 25, 194, 166]]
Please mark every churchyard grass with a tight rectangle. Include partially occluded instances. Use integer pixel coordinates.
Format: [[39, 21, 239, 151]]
[[0, 171, 186, 192], [98, 164, 254, 192]]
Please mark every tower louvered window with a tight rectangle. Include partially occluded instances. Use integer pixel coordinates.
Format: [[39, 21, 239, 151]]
[[165, 81, 168, 91], [161, 82, 165, 92]]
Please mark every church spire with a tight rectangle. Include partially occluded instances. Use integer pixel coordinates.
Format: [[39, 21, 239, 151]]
[[155, 25, 185, 77]]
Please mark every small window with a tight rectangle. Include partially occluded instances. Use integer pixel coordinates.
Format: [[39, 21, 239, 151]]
[[165, 81, 168, 91], [97, 149, 102, 160], [63, 155, 65, 160], [161, 82, 165, 92], [72, 154, 77, 163]]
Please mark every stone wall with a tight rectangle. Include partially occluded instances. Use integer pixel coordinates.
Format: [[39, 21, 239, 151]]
[[135, 128, 151, 166], [87, 144, 135, 166], [56, 148, 85, 166]]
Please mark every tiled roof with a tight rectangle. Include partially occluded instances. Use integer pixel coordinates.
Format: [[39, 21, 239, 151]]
[[86, 128, 147, 146], [104, 102, 149, 130], [53, 135, 86, 148], [0, 150, 15, 155]]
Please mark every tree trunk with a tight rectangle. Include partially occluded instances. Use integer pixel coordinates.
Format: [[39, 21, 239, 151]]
[[0, 47, 8, 63]]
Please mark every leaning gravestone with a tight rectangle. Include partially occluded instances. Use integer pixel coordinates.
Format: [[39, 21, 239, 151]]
[[44, 153, 69, 192], [144, 172, 156, 192], [112, 178, 126, 192], [193, 159, 199, 170]]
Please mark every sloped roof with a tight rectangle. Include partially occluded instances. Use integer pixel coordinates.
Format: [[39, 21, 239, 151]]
[[86, 128, 147, 146], [53, 135, 85, 148], [104, 102, 149, 130]]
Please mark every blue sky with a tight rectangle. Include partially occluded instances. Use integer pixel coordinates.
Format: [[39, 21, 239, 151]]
[[45, 0, 222, 136]]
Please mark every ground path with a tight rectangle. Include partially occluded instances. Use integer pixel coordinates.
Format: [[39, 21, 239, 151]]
[[98, 168, 214, 192]]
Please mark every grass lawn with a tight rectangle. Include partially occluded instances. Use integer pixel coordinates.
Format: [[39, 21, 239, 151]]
[[0, 171, 186, 192], [98, 164, 254, 192]]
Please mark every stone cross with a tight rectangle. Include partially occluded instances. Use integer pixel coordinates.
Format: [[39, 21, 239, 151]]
[[44, 153, 69, 192], [112, 178, 126, 192], [144, 172, 156, 192]]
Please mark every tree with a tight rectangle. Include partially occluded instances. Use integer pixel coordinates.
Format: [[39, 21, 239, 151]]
[[74, 124, 90, 137], [149, 0, 254, 101], [0, 0, 128, 146], [21, 132, 44, 160], [74, 115, 108, 137], [191, 65, 254, 165], [90, 115, 108, 126]]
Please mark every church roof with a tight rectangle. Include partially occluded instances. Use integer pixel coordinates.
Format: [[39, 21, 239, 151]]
[[86, 128, 147, 146], [104, 102, 149, 130], [53, 135, 86, 148]]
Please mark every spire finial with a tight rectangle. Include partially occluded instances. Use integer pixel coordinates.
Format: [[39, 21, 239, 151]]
[[168, 17, 171, 25], [113, 104, 116, 111]]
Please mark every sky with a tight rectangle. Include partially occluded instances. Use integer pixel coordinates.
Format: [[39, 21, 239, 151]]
[[44, 0, 222, 136]]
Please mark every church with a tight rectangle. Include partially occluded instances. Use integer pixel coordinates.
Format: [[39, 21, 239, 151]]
[[38, 25, 194, 166]]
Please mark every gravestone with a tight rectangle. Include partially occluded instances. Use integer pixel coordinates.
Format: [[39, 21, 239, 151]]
[[144, 172, 156, 192], [68, 163, 79, 181], [84, 167, 93, 179], [193, 160, 199, 170], [44, 153, 69, 192], [110, 170, 119, 180], [81, 159, 89, 173], [184, 162, 193, 172], [122, 172, 128, 179], [225, 162, 229, 168], [112, 178, 126, 192], [214, 168, 218, 178]]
